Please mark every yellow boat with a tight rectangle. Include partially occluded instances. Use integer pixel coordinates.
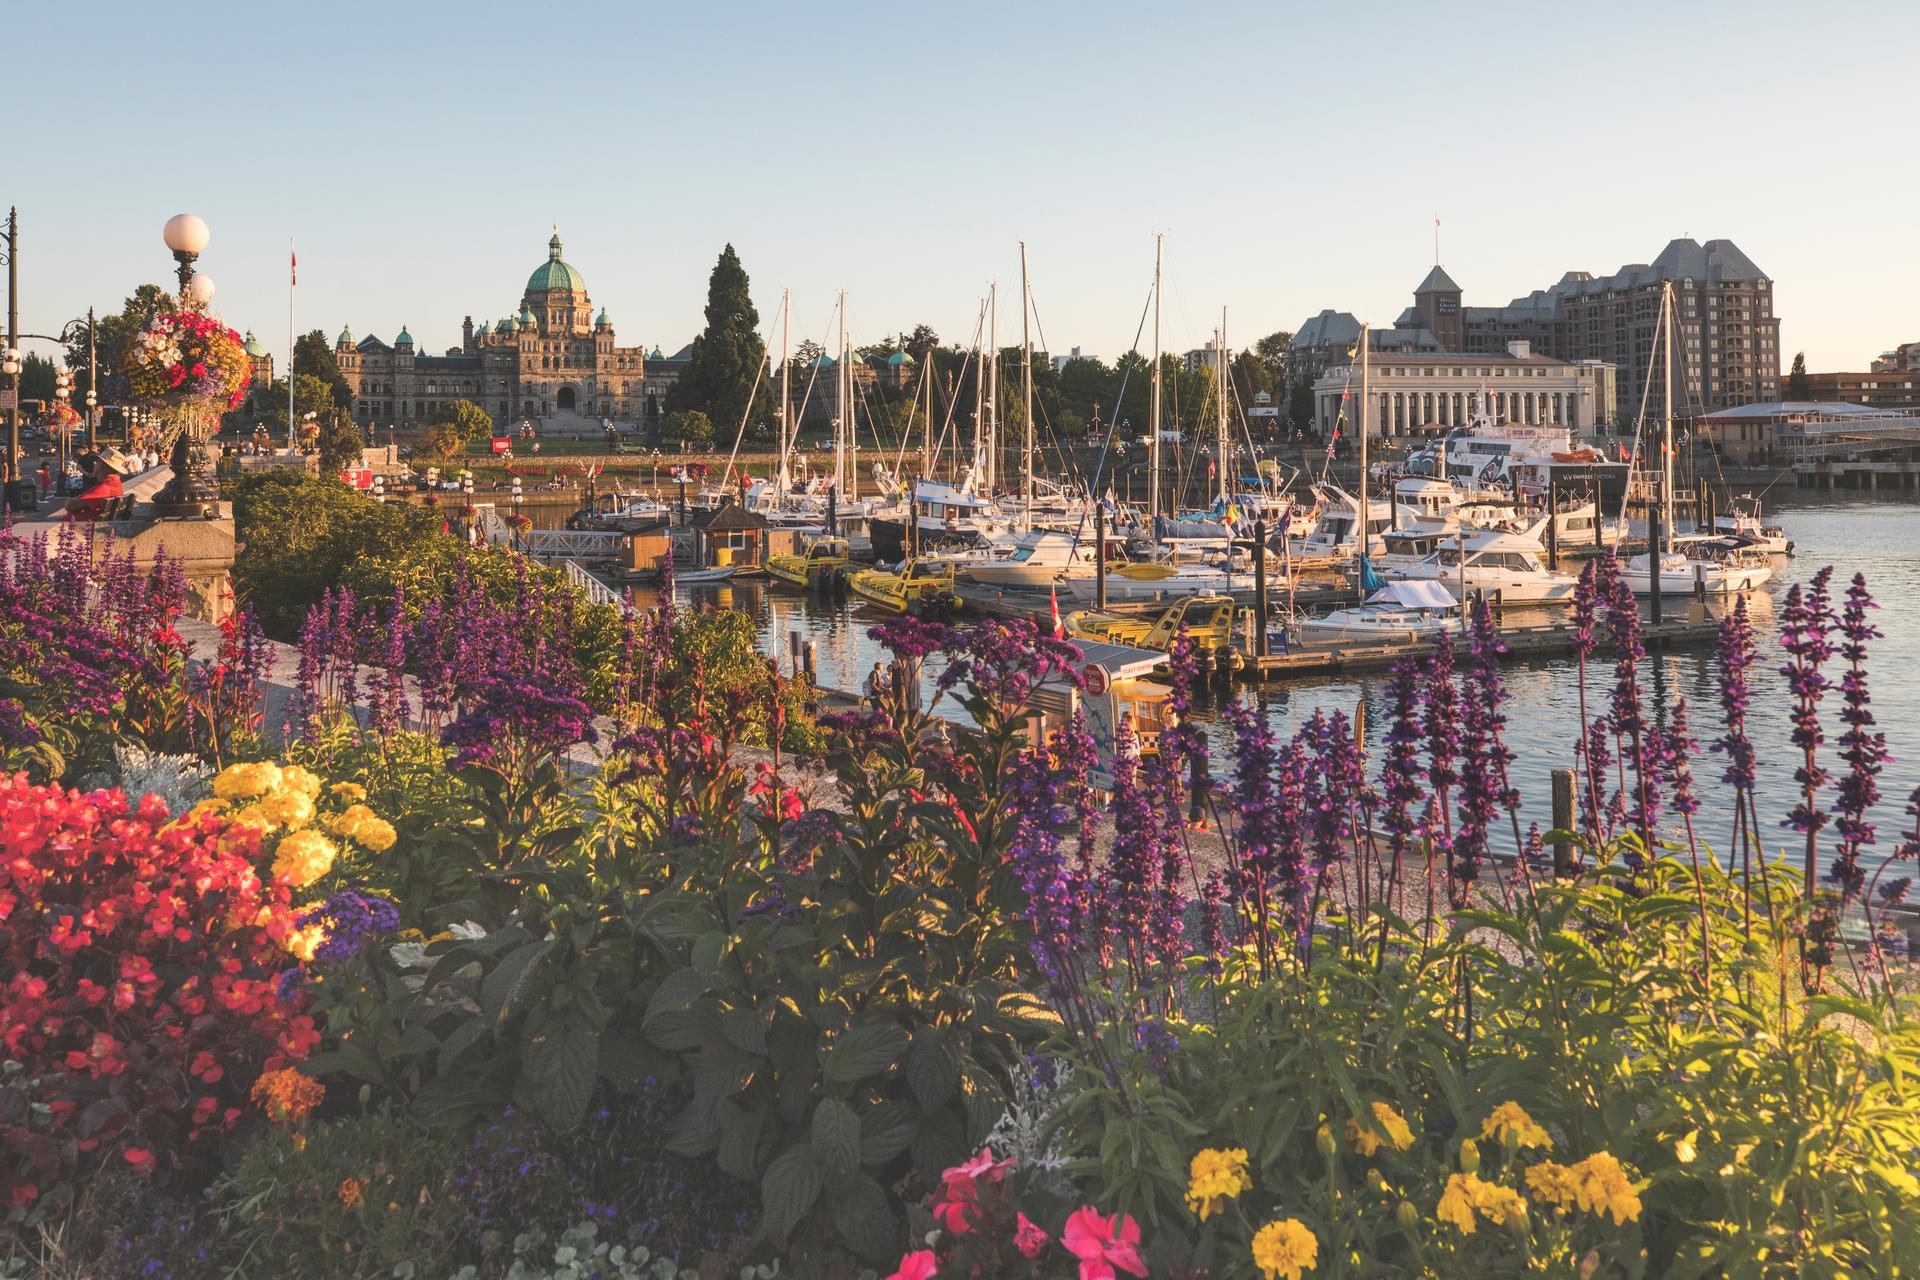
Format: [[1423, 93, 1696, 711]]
[[1065, 594, 1238, 653], [848, 556, 958, 614], [766, 536, 851, 589]]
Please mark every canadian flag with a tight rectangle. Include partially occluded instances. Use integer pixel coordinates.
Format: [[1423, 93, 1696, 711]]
[[290, 244, 297, 286], [1049, 587, 1064, 638]]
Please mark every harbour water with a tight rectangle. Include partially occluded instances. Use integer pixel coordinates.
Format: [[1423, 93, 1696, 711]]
[[636, 496, 1920, 868]]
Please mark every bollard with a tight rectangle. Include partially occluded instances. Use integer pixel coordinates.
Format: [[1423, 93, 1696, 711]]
[[1253, 517, 1270, 658], [803, 640, 818, 681], [1551, 768, 1575, 877], [1095, 515, 1108, 612], [1545, 481, 1559, 569]]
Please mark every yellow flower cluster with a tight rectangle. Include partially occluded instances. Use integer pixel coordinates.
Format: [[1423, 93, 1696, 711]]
[[272, 829, 338, 888], [213, 761, 283, 801], [1251, 1217, 1318, 1280], [1436, 1172, 1528, 1234], [1526, 1152, 1642, 1224], [1184, 1147, 1252, 1221], [330, 781, 367, 802], [251, 1067, 325, 1126], [1480, 1101, 1552, 1151], [284, 921, 326, 961], [328, 803, 397, 852], [1347, 1101, 1415, 1157]]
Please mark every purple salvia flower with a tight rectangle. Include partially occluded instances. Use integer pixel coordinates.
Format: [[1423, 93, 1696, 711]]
[[1712, 595, 1759, 794], [1780, 567, 1838, 897], [1830, 573, 1887, 903]]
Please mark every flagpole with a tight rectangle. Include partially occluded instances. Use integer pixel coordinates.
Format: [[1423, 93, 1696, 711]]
[[287, 238, 295, 453]]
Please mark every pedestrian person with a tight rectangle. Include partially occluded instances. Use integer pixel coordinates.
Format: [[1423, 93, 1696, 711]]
[[64, 448, 132, 521], [1186, 738, 1212, 830]]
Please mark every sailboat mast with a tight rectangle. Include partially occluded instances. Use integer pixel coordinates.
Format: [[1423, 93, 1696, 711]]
[[1020, 242, 1034, 528], [987, 282, 999, 496], [1661, 279, 1675, 530], [779, 290, 791, 497], [1217, 309, 1229, 507], [836, 290, 847, 499], [1150, 233, 1163, 521], [1357, 321, 1370, 600], [971, 298, 985, 492]]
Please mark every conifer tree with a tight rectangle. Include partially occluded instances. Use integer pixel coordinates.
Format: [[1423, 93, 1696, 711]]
[[669, 244, 766, 429]]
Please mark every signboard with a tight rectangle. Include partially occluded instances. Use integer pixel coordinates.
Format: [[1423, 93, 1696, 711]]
[[0, 390, 13, 409], [1082, 664, 1109, 696], [489, 436, 513, 455], [340, 467, 372, 490]]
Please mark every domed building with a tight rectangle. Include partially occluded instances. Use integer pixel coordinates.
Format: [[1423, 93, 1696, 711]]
[[336, 230, 682, 431]]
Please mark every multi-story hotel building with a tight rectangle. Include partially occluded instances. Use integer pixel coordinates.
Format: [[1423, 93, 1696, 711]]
[[1291, 238, 1779, 428]]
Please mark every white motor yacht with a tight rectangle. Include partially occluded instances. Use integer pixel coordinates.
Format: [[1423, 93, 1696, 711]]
[[1296, 579, 1464, 647], [1385, 529, 1578, 604], [1705, 495, 1791, 555], [1622, 534, 1774, 595], [955, 530, 1102, 588]]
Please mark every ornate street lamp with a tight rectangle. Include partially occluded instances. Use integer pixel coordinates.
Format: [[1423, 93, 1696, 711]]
[[162, 214, 210, 294]]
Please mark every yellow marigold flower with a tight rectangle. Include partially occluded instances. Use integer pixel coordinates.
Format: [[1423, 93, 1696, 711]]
[[259, 789, 315, 830], [1437, 1173, 1478, 1233], [213, 761, 282, 801], [284, 922, 326, 963], [428, 930, 455, 943], [1184, 1147, 1253, 1221], [280, 765, 323, 799], [1524, 1160, 1579, 1211], [1570, 1151, 1641, 1225], [1480, 1101, 1552, 1151], [1250, 1218, 1317, 1280], [1346, 1101, 1415, 1157], [357, 818, 396, 852], [227, 804, 279, 835], [338, 1177, 366, 1210], [271, 829, 337, 888], [330, 781, 368, 801], [1467, 1175, 1528, 1228], [251, 1068, 325, 1125]]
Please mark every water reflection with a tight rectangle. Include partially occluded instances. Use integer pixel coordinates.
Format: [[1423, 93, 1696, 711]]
[[629, 495, 1920, 868]]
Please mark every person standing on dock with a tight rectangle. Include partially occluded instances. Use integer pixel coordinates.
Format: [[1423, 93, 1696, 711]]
[[864, 662, 886, 708], [1187, 745, 1212, 831]]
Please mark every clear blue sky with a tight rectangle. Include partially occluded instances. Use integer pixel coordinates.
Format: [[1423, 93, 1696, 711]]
[[10, 0, 1913, 373]]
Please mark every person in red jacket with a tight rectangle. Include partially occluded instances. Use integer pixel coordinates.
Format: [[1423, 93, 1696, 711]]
[[64, 447, 132, 521]]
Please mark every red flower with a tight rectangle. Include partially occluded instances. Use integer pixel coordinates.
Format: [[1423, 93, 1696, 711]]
[[122, 1147, 156, 1174], [1016, 1211, 1051, 1259], [1062, 1207, 1147, 1280], [885, 1251, 938, 1280], [943, 1147, 1014, 1191]]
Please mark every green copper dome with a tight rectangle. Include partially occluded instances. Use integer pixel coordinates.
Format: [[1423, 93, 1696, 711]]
[[526, 231, 587, 295], [476, 319, 492, 336], [499, 316, 518, 333], [336, 325, 354, 348], [594, 308, 610, 328], [518, 306, 537, 326], [395, 325, 415, 347], [243, 330, 268, 358]]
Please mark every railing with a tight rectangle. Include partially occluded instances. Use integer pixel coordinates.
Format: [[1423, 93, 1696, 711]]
[[564, 558, 634, 613], [1778, 412, 1920, 463], [520, 528, 631, 559]]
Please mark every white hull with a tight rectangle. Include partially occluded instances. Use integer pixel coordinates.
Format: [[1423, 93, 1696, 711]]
[[1296, 611, 1462, 647], [1621, 561, 1772, 595], [1065, 570, 1250, 604]]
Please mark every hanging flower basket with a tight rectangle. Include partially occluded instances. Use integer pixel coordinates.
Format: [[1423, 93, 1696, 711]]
[[121, 308, 251, 453]]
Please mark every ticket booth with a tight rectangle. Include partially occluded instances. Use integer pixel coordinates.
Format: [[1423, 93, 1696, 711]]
[[1031, 641, 1174, 790]]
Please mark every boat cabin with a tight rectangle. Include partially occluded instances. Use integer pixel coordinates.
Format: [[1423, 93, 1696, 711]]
[[1030, 641, 1174, 789]]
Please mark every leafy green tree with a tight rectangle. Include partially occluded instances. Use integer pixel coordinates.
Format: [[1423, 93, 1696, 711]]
[[317, 413, 367, 475], [668, 244, 766, 430], [1787, 351, 1809, 401], [294, 329, 353, 407], [903, 324, 940, 361], [74, 284, 171, 402], [424, 399, 492, 461], [19, 353, 56, 403], [667, 408, 715, 446], [1055, 356, 1113, 434], [1254, 329, 1293, 380]]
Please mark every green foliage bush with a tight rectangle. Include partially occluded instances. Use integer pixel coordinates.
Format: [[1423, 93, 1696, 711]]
[[217, 1109, 467, 1280]]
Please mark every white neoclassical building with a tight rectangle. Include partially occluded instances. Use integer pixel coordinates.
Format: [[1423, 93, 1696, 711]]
[[1312, 341, 1616, 437]]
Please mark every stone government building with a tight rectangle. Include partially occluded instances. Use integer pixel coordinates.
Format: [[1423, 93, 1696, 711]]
[[336, 231, 688, 432]]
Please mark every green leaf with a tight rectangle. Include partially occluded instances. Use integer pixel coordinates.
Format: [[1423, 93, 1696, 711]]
[[906, 1027, 960, 1110], [523, 1006, 599, 1130], [716, 1099, 764, 1180], [910, 1107, 966, 1185], [832, 1174, 903, 1263], [692, 930, 731, 977], [760, 1142, 822, 1245], [811, 1098, 862, 1178], [859, 1101, 920, 1165], [643, 968, 712, 1051], [722, 1004, 770, 1056], [823, 1022, 908, 1084], [479, 937, 555, 1030]]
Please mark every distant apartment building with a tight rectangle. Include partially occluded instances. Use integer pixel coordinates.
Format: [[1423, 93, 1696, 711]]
[[1793, 341, 1920, 410], [1290, 238, 1780, 428], [1052, 346, 1094, 373]]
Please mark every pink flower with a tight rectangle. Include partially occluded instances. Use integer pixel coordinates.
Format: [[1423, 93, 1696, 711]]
[[1016, 1212, 1051, 1260], [885, 1250, 938, 1280], [1062, 1207, 1147, 1280], [942, 1147, 1014, 1192], [931, 1185, 977, 1234]]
